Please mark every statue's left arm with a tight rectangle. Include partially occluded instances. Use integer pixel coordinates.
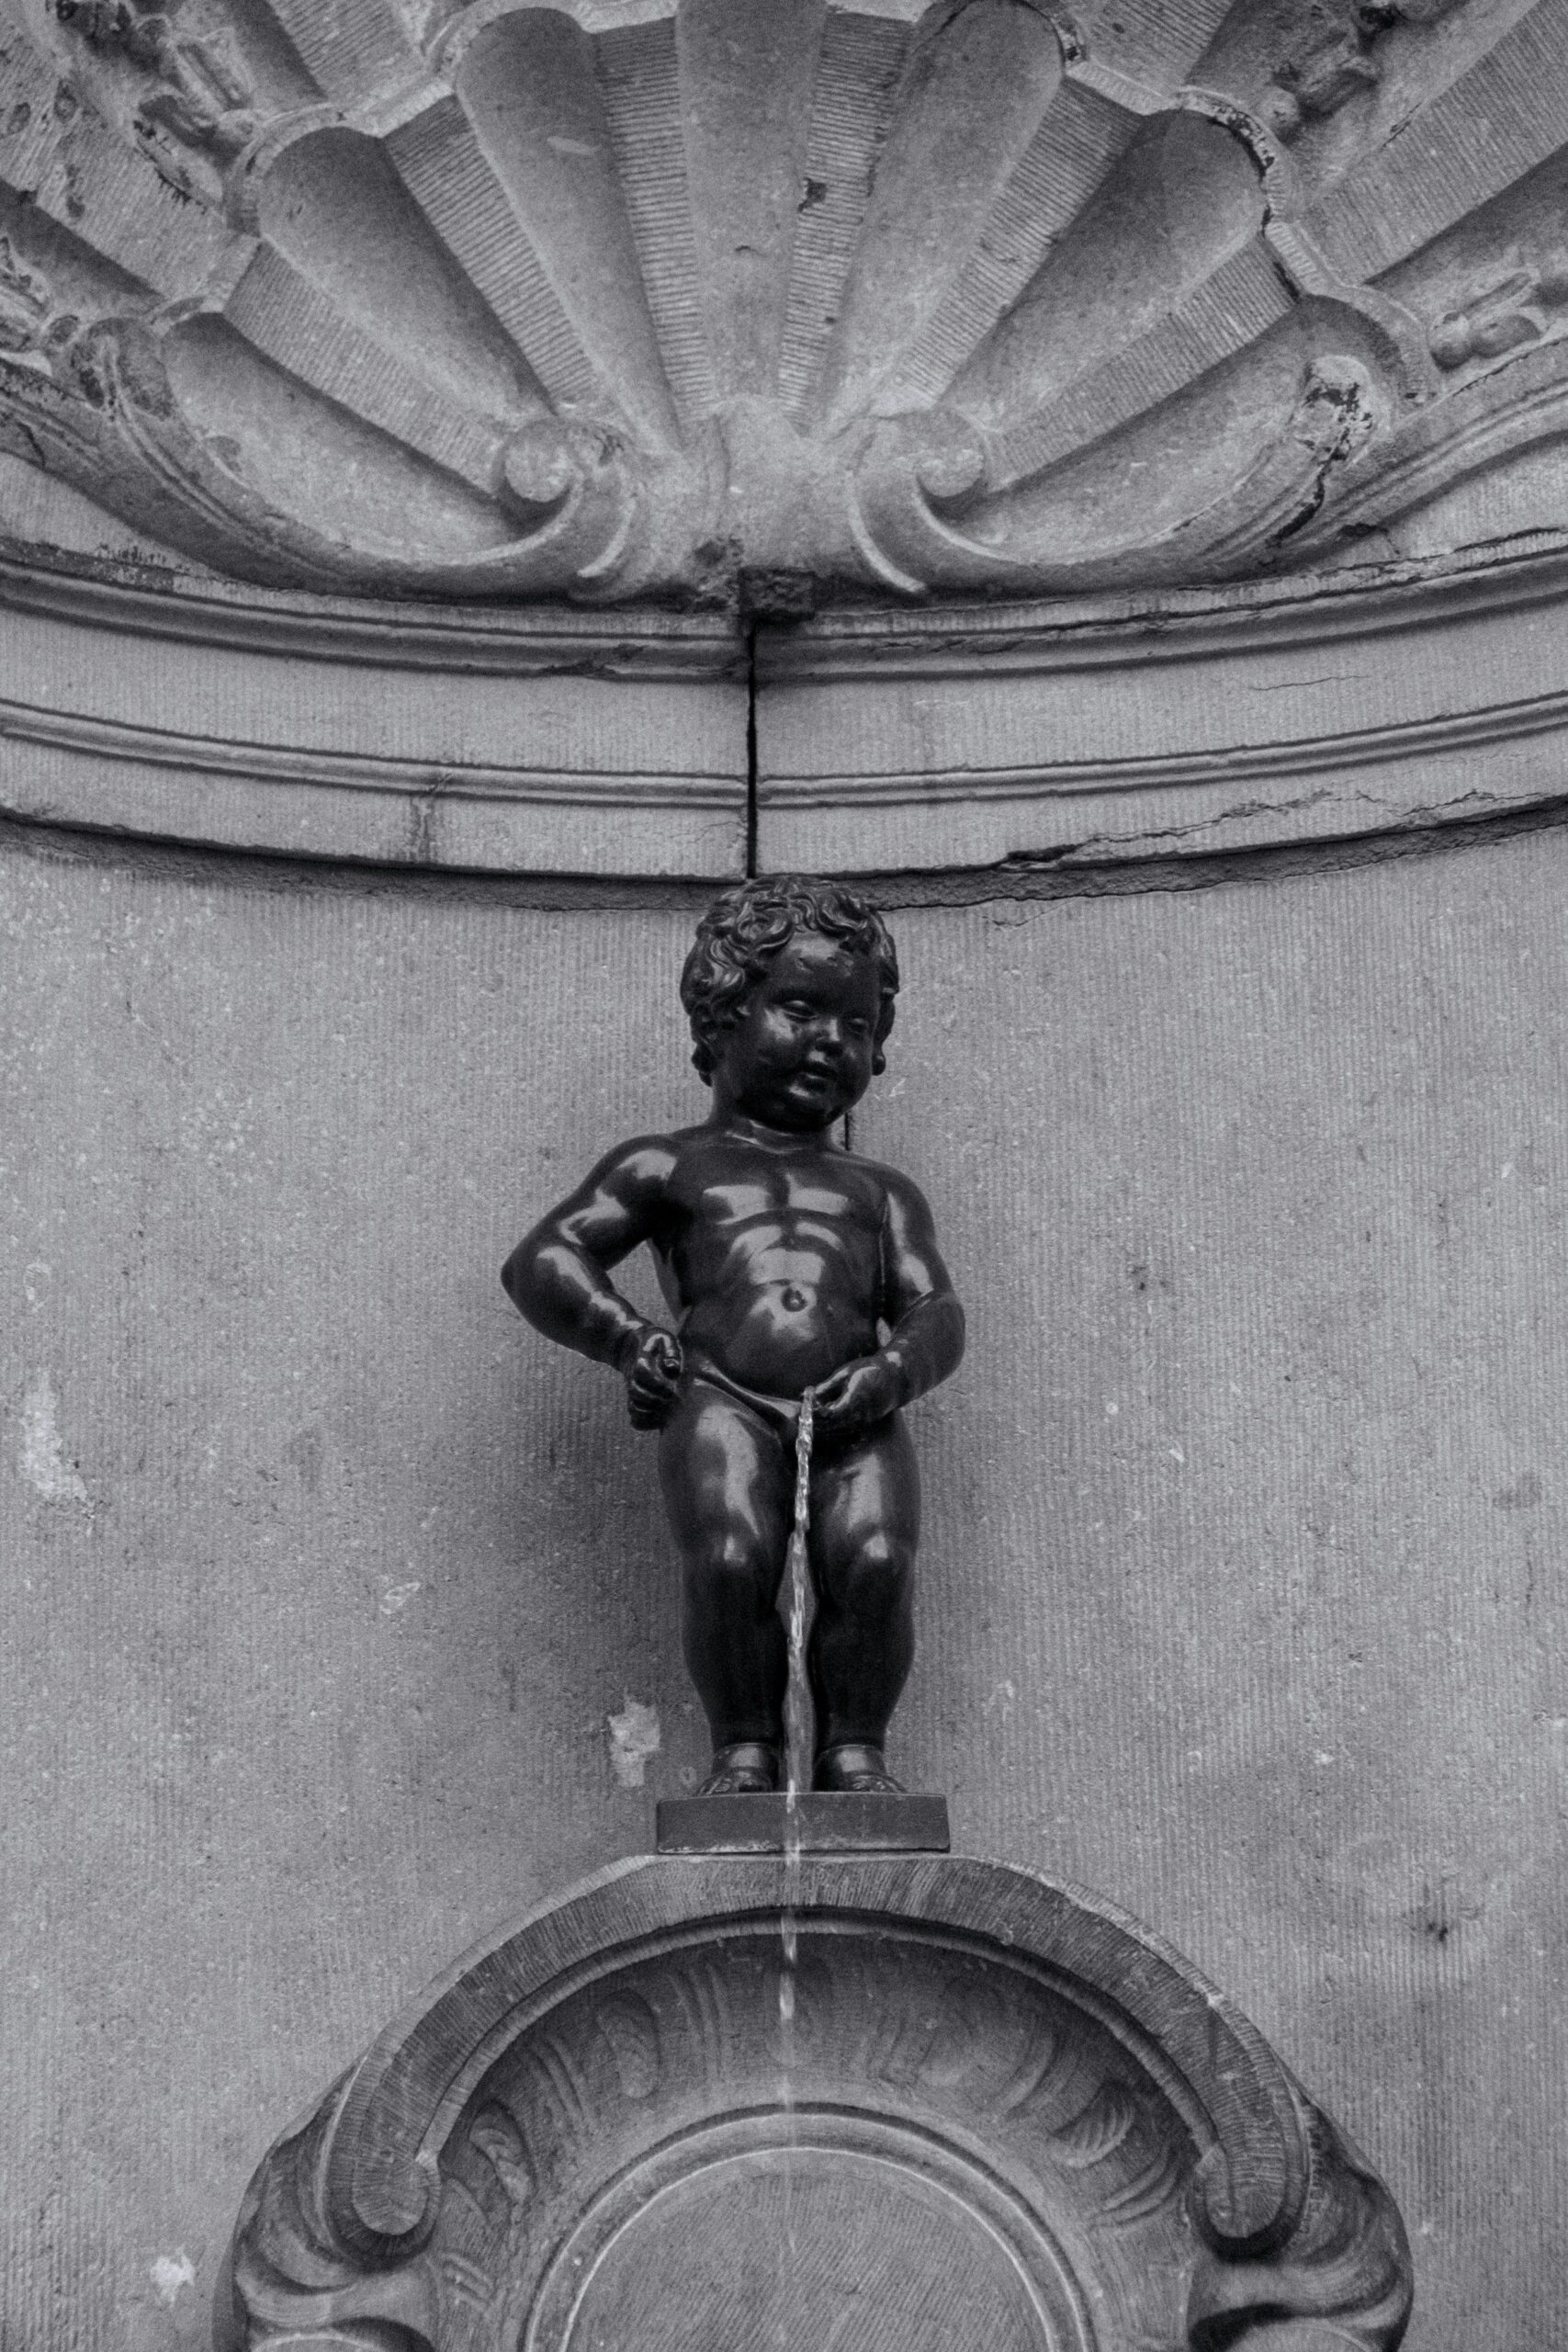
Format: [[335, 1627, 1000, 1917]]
[[813, 1170, 964, 1435], [877, 1171, 965, 1406]]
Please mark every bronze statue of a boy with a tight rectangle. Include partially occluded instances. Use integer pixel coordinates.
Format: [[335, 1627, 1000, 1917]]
[[503, 877, 964, 1796]]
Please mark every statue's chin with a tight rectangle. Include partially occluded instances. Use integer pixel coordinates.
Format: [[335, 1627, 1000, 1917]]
[[731, 1088, 844, 1133]]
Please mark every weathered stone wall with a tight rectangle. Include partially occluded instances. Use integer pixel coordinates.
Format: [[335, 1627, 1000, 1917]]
[[2, 816, 1561, 2350]]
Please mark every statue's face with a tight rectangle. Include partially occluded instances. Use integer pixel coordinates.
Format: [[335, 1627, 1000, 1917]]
[[711, 931, 883, 1131]]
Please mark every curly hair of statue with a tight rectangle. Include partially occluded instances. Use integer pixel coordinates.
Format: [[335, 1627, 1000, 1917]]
[[679, 876, 900, 1080]]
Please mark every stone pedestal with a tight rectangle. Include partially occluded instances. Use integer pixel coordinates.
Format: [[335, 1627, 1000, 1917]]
[[218, 1853, 1411, 2352]]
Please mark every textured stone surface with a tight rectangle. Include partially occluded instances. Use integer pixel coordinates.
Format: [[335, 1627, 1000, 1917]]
[[6, 0, 1568, 602], [218, 1855, 1411, 2351], [1, 827, 1564, 2346]]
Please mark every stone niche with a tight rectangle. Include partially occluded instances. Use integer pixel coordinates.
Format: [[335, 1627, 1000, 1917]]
[[220, 1855, 1411, 2352], [7, 3, 1562, 2344]]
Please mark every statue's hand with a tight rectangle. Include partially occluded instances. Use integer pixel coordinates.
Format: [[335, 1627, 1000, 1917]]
[[624, 1328, 683, 1430], [811, 1353, 903, 1438]]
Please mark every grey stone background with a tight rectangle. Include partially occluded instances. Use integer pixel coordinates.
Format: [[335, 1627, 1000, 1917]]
[[3, 820, 1563, 2348]]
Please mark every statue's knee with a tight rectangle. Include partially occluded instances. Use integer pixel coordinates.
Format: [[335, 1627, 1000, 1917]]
[[687, 1532, 773, 1615], [842, 1532, 913, 1619]]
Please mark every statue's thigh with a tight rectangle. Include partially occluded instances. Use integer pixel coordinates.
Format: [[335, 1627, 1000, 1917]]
[[658, 1385, 793, 1561], [810, 1413, 921, 1591]]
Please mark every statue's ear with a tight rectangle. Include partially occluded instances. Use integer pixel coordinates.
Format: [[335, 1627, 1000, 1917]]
[[874, 1002, 895, 1078]]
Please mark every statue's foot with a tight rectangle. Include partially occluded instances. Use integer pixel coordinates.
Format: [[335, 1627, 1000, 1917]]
[[697, 1742, 780, 1795], [814, 1743, 905, 1795]]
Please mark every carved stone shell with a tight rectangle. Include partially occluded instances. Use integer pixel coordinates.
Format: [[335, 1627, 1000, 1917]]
[[4, 0, 1568, 604]]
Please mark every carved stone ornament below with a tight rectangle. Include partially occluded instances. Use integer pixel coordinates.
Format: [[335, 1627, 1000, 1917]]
[[5, 0, 1568, 605], [217, 1854, 1414, 2351]]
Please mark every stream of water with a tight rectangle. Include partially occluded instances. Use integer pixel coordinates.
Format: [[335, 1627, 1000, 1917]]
[[776, 1387, 815, 2330], [783, 1385, 816, 1817], [779, 1385, 815, 2024]]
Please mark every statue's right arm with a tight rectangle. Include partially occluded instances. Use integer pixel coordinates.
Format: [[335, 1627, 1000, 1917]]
[[501, 1139, 678, 1374]]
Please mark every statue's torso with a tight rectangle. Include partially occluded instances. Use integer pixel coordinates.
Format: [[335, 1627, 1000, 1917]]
[[652, 1130, 888, 1396]]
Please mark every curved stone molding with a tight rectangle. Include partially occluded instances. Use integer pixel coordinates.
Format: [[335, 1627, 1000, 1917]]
[[755, 540, 1568, 875], [7, 540, 1568, 876], [217, 1852, 1413, 2352], [3, 0, 1568, 603], [0, 553, 748, 876]]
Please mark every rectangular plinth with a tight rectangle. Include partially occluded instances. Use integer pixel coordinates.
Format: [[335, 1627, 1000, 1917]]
[[655, 1792, 950, 1855]]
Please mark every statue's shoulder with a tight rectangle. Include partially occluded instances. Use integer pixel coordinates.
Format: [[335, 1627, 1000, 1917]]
[[581, 1128, 687, 1195], [838, 1145, 930, 1210], [608, 1120, 722, 1189]]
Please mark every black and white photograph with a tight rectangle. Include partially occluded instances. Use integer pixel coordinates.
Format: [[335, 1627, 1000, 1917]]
[[2, 1, 1563, 2346]]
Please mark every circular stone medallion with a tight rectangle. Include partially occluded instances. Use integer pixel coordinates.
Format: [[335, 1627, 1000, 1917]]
[[552, 2132, 1060, 2351], [455, 1916, 1168, 2352]]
